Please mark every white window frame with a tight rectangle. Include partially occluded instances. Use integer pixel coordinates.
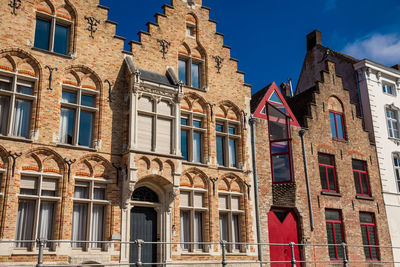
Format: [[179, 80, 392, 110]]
[[35, 11, 74, 55], [137, 95, 175, 154], [181, 110, 206, 163], [218, 191, 245, 253], [16, 172, 62, 250], [385, 106, 400, 139], [72, 176, 111, 251], [179, 187, 208, 253], [186, 22, 196, 38], [59, 84, 99, 147], [0, 71, 37, 139], [216, 119, 240, 168], [382, 82, 396, 96], [178, 54, 204, 89], [393, 154, 400, 193]]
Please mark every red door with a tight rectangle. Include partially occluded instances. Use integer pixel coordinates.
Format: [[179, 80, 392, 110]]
[[268, 209, 301, 266]]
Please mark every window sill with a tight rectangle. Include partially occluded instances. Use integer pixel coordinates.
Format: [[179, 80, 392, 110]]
[[217, 166, 243, 173], [12, 249, 56, 255], [31, 47, 73, 59], [0, 135, 33, 143], [356, 195, 374, 201], [182, 161, 208, 167], [321, 191, 342, 197], [332, 138, 348, 144], [56, 143, 97, 152], [180, 252, 211, 256], [183, 85, 207, 92], [130, 149, 184, 159]]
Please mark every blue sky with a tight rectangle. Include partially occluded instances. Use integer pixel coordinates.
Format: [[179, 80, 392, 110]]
[[100, 0, 400, 94]]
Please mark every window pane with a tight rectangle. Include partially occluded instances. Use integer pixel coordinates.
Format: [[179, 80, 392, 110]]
[[78, 111, 93, 147], [181, 117, 188, 126], [181, 130, 188, 161], [360, 213, 373, 224], [368, 225, 378, 259], [272, 154, 291, 182], [218, 195, 228, 210], [15, 200, 35, 247], [193, 119, 202, 128], [72, 203, 88, 248], [194, 212, 203, 249], [20, 177, 37, 195], [319, 165, 328, 190], [59, 108, 75, 144], [361, 225, 371, 259], [74, 183, 89, 199], [137, 115, 153, 151], [180, 211, 190, 249], [91, 205, 105, 248], [219, 213, 228, 242], [178, 60, 187, 85], [193, 132, 202, 163], [138, 96, 153, 112], [318, 154, 333, 165], [271, 141, 288, 154], [232, 214, 240, 250], [38, 202, 54, 247], [335, 113, 344, 139], [327, 167, 336, 191], [360, 173, 369, 195], [191, 63, 200, 88], [157, 118, 172, 154], [229, 138, 237, 167], [325, 210, 340, 221], [231, 196, 240, 210], [329, 112, 337, 138], [0, 78, 11, 91], [0, 96, 10, 135], [12, 99, 32, 138], [81, 95, 95, 107], [41, 178, 58, 196], [62, 91, 77, 104], [193, 193, 204, 207], [352, 160, 365, 171], [216, 136, 225, 166], [216, 123, 224, 132], [94, 186, 106, 200], [228, 126, 236, 135], [326, 223, 336, 259], [334, 223, 344, 259], [16, 81, 34, 95], [268, 104, 288, 140], [180, 191, 190, 207], [354, 172, 362, 194], [54, 24, 69, 55], [34, 19, 50, 51]]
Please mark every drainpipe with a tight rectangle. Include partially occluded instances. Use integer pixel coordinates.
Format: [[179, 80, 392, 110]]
[[249, 116, 263, 266], [299, 129, 314, 231]]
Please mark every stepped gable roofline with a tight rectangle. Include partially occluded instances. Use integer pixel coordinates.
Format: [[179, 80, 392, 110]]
[[287, 86, 318, 128], [251, 82, 300, 127]]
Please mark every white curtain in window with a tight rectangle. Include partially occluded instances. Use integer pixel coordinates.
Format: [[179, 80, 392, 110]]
[[193, 132, 202, 163], [59, 108, 74, 144], [72, 203, 87, 248], [180, 211, 190, 249], [15, 200, 35, 247], [38, 202, 54, 246], [91, 205, 104, 248], [232, 214, 240, 250], [194, 212, 203, 249], [219, 214, 228, 242], [0, 96, 9, 135], [228, 139, 237, 167], [12, 99, 31, 138], [74, 185, 88, 199]]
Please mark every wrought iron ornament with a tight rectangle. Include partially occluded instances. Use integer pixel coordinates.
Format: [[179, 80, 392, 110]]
[[209, 177, 218, 195], [64, 158, 76, 181], [212, 55, 224, 73], [9, 0, 21, 15], [207, 102, 215, 120], [157, 39, 171, 59], [105, 79, 114, 103], [112, 162, 122, 185], [84, 16, 100, 38], [8, 151, 22, 177], [45, 65, 58, 90]]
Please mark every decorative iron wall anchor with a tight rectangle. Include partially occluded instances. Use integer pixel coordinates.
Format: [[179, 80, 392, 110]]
[[8, 151, 22, 177], [244, 181, 251, 199], [209, 177, 218, 195], [112, 163, 122, 186], [84, 16, 100, 38], [64, 158, 76, 181], [45, 65, 58, 90], [207, 102, 215, 120], [9, 0, 21, 15], [105, 79, 114, 103], [157, 39, 171, 59], [212, 56, 224, 73]]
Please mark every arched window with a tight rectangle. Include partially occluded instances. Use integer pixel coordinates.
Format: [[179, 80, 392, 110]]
[[34, 1, 76, 56], [131, 187, 159, 203], [0, 54, 39, 139], [328, 96, 345, 140]]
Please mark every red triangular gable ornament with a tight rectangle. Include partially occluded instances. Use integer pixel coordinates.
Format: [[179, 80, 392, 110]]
[[253, 82, 300, 127]]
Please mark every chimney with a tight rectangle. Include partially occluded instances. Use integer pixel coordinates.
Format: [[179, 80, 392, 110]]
[[392, 64, 400, 71], [280, 82, 292, 99], [307, 30, 322, 51]]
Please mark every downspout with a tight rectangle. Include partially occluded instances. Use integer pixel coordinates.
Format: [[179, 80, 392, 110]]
[[249, 116, 263, 265], [299, 129, 314, 231]]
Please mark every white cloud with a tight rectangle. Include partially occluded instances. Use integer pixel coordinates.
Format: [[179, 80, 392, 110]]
[[324, 0, 336, 11], [342, 33, 400, 65]]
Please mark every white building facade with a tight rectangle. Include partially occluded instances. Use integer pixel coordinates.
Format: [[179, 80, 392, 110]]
[[355, 60, 400, 264]]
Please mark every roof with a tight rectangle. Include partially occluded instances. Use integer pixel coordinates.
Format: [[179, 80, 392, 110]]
[[250, 84, 271, 114], [138, 68, 177, 87]]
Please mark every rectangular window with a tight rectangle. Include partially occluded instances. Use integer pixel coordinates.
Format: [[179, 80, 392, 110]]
[[193, 132, 202, 163], [181, 129, 188, 161], [59, 108, 75, 144], [318, 154, 338, 192], [325, 210, 344, 260], [38, 202, 55, 243], [12, 99, 32, 138], [386, 108, 399, 139], [34, 18, 51, 51], [91, 205, 105, 248], [194, 212, 203, 250], [53, 24, 69, 55], [191, 63, 200, 89], [219, 213, 228, 242], [137, 114, 153, 151], [15, 199, 35, 247], [0, 96, 10, 135], [394, 156, 400, 192], [228, 138, 237, 167], [329, 111, 345, 139], [353, 160, 371, 196], [157, 118, 172, 154], [216, 136, 225, 166], [34, 17, 70, 55], [360, 212, 379, 260], [178, 60, 187, 85], [383, 83, 395, 95], [232, 214, 240, 250], [78, 111, 93, 147], [180, 211, 190, 249], [72, 203, 88, 248]]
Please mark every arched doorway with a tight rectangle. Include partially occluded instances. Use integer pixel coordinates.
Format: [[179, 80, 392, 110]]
[[268, 209, 301, 266], [130, 187, 159, 266]]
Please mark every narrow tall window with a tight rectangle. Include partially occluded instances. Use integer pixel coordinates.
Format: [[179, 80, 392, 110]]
[[218, 190, 244, 252], [72, 180, 107, 249], [34, 12, 72, 55], [180, 187, 207, 252], [15, 175, 60, 248], [181, 109, 206, 163], [360, 212, 379, 260], [393, 156, 400, 192], [59, 85, 97, 147], [352, 159, 371, 197], [0, 75, 36, 138], [386, 108, 399, 139], [329, 111, 345, 139], [216, 121, 240, 168], [318, 154, 338, 192], [325, 210, 344, 260], [178, 55, 204, 89]]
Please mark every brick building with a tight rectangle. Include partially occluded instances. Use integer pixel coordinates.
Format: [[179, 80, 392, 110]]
[[0, 0, 258, 266]]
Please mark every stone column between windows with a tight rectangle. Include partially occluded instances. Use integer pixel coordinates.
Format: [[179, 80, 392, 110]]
[[175, 101, 181, 156], [129, 90, 138, 150]]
